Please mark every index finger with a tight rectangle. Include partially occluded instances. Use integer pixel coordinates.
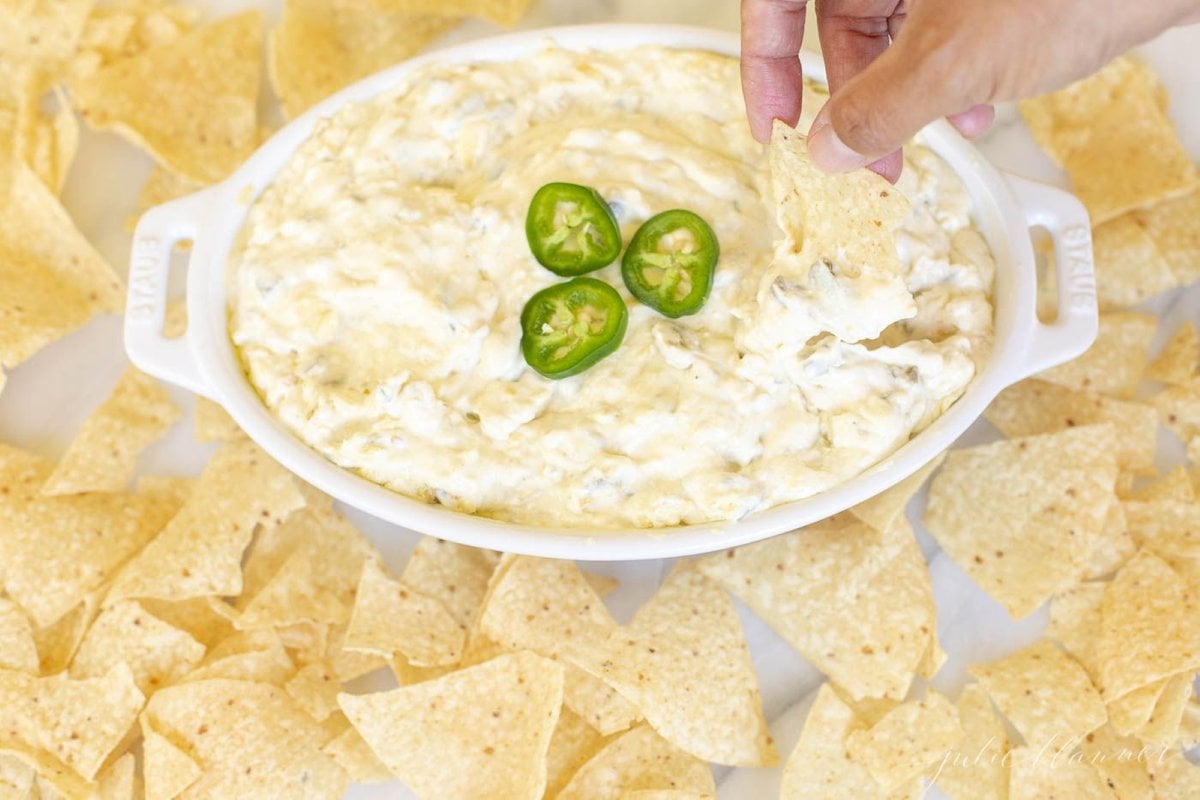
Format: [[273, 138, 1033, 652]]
[[741, 0, 809, 143]]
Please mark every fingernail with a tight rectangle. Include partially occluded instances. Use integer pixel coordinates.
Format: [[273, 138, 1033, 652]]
[[808, 123, 870, 173]]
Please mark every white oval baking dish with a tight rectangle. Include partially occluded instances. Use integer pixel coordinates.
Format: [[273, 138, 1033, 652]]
[[125, 24, 1097, 561]]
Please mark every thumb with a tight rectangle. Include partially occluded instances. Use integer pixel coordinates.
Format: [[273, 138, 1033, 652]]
[[809, 26, 985, 172]]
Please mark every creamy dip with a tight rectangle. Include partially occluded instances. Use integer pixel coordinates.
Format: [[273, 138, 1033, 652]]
[[229, 46, 995, 528]]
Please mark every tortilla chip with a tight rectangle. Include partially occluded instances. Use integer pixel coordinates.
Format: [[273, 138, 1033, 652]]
[[72, 11, 262, 183], [1147, 323, 1198, 385], [1039, 312, 1156, 399], [1134, 186, 1200, 284], [42, 367, 179, 495], [1096, 550, 1200, 699], [983, 379, 1157, 474], [0, 0, 93, 66], [193, 397, 242, 443], [1047, 582, 1105, 680], [269, 0, 457, 119], [106, 440, 305, 603], [1008, 745, 1117, 800], [564, 566, 776, 767], [1079, 725, 1155, 800], [282, 660, 341, 722], [924, 425, 1119, 618], [968, 640, 1106, 751], [916, 635, 948, 682], [31, 584, 105, 675], [1080, 498, 1137, 580], [0, 598, 38, 674], [477, 556, 639, 735], [399, 537, 500, 629], [11, 80, 79, 195], [0, 753, 34, 800], [140, 720, 201, 800], [562, 665, 641, 737], [1019, 57, 1196, 223], [368, 0, 530, 27], [73, 0, 197, 79], [343, 558, 463, 666], [848, 453, 945, 531], [846, 691, 962, 791], [1108, 678, 1168, 736], [1145, 748, 1200, 800], [1123, 500, 1200, 559], [236, 549, 348, 631], [320, 724, 392, 784], [137, 597, 233, 652], [556, 725, 716, 800], [339, 651, 563, 800], [699, 513, 935, 701], [780, 684, 883, 799], [757, 122, 914, 346], [183, 628, 295, 685], [1127, 466, 1195, 503], [1089, 214, 1180, 309], [0, 244, 96, 370], [1134, 671, 1193, 745], [1179, 699, 1200, 748], [145, 678, 347, 798], [69, 599, 204, 694], [931, 684, 1009, 800], [327, 624, 388, 683], [621, 792, 715, 800], [0, 664, 142, 781], [1152, 377, 1200, 444], [0, 444, 184, 628], [0, 159, 123, 315], [545, 707, 612, 799]]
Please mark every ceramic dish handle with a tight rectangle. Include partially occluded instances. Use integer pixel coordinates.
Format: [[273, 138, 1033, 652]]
[[124, 192, 212, 398], [1005, 174, 1098, 377]]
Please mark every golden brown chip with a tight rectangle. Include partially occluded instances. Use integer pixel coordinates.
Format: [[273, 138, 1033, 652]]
[[968, 640, 1106, 751], [1126, 466, 1195, 504], [69, 599, 205, 694], [1135, 186, 1200, 284], [984, 379, 1157, 474], [764, 121, 914, 344], [339, 651, 564, 800], [137, 597, 233, 652], [0, 0, 93, 66], [930, 684, 1009, 800], [42, 367, 179, 495], [0, 754, 34, 800], [556, 725, 716, 800], [106, 440, 304, 604], [561, 665, 641, 737], [1090, 214, 1180, 309], [145, 678, 348, 798], [1038, 312, 1156, 399], [780, 684, 883, 800], [31, 583, 106, 675], [1147, 323, 1199, 386], [0, 598, 38, 674], [545, 707, 612, 799], [399, 536, 500, 630], [1123, 500, 1200, 559], [236, 548, 348, 631], [0, 664, 143, 782], [72, 11, 262, 183], [368, 0, 531, 27], [182, 628, 295, 685], [846, 691, 963, 791], [0, 444, 184, 628], [699, 514, 935, 701], [269, 0, 458, 119], [283, 660, 341, 722], [1096, 550, 1200, 699], [924, 425, 1119, 618]]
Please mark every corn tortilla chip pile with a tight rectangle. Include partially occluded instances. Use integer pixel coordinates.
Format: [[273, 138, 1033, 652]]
[[1021, 56, 1199, 309]]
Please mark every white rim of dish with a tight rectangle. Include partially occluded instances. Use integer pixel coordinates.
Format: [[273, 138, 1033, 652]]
[[125, 24, 1098, 560]]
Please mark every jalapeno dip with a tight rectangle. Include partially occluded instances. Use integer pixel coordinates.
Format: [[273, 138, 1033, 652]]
[[229, 46, 995, 528]]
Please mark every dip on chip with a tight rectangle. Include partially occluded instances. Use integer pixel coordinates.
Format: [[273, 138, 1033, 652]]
[[229, 46, 994, 528]]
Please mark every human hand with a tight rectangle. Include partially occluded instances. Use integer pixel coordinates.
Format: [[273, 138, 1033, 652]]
[[742, 0, 1200, 181]]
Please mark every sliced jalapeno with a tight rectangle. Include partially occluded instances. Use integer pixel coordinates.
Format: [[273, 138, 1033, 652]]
[[520, 277, 628, 379], [525, 182, 622, 276], [621, 209, 718, 318]]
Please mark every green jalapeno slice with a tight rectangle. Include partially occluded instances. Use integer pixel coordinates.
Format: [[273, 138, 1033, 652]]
[[621, 209, 718, 318], [520, 277, 628, 379], [525, 182, 622, 276]]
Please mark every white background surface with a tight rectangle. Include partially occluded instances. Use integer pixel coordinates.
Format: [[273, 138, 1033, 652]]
[[0, 1, 1197, 797]]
